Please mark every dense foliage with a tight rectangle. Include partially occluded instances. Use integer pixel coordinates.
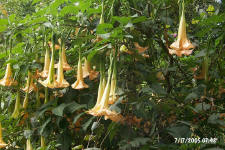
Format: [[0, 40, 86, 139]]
[[0, 0, 225, 149]]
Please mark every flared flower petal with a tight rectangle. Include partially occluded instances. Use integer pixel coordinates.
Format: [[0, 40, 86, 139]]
[[0, 63, 17, 86], [55, 48, 70, 88], [134, 42, 148, 53], [39, 37, 58, 89], [89, 70, 99, 80], [22, 72, 37, 93], [82, 58, 99, 80], [169, 7, 195, 57], [71, 55, 89, 90], [87, 57, 123, 123], [39, 48, 50, 78], [55, 47, 72, 71]]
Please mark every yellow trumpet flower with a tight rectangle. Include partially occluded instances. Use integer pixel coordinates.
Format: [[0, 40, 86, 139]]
[[55, 45, 72, 71], [41, 136, 46, 148], [39, 38, 58, 88], [88, 63, 106, 112], [71, 54, 89, 90], [48, 41, 60, 50], [26, 138, 33, 150], [0, 63, 17, 86], [88, 58, 124, 123], [169, 5, 195, 57], [194, 57, 209, 81], [39, 48, 50, 78], [82, 58, 99, 80], [23, 91, 29, 109], [22, 71, 37, 93], [55, 47, 69, 88], [109, 63, 118, 105], [11, 91, 21, 119], [0, 123, 7, 148]]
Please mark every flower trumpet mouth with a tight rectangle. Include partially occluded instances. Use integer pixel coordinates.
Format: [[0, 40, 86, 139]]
[[39, 36, 58, 89], [55, 47, 69, 88], [26, 138, 33, 150], [54, 46, 72, 71], [48, 41, 60, 50], [39, 48, 50, 78], [82, 58, 99, 80], [0, 123, 7, 148], [11, 91, 21, 119], [71, 54, 89, 90], [22, 71, 37, 93], [0, 63, 17, 86], [169, 6, 195, 57], [88, 57, 124, 123]]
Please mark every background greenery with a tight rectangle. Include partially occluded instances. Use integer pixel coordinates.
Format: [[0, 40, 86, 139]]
[[0, 0, 225, 149]]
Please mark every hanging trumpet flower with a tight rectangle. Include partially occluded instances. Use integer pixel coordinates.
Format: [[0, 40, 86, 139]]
[[71, 50, 89, 90], [0, 123, 7, 148], [88, 62, 106, 112], [55, 42, 69, 88], [23, 90, 29, 109], [0, 63, 17, 86], [26, 138, 33, 150], [22, 71, 37, 93], [41, 136, 46, 149], [109, 60, 118, 104], [82, 58, 99, 80], [93, 1, 104, 43], [169, 2, 195, 57], [194, 56, 209, 81], [88, 56, 124, 123], [54, 41, 72, 71], [48, 41, 60, 50], [39, 33, 58, 88], [11, 91, 21, 119], [39, 46, 50, 78]]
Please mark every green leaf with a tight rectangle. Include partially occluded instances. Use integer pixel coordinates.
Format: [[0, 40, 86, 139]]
[[73, 112, 85, 124], [66, 102, 86, 113], [112, 16, 131, 25], [60, 5, 78, 17], [132, 16, 147, 23], [82, 117, 95, 131], [195, 49, 206, 58], [52, 103, 68, 117], [151, 83, 167, 95], [0, 19, 8, 32], [96, 23, 113, 34], [185, 92, 198, 101], [0, 19, 8, 26], [167, 125, 191, 138], [40, 118, 51, 135], [32, 0, 42, 5]]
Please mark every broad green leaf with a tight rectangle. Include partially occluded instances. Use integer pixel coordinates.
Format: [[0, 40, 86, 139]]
[[73, 112, 85, 124], [66, 102, 86, 113], [52, 103, 68, 117], [167, 125, 191, 138], [60, 5, 78, 17], [96, 23, 113, 34], [82, 116, 95, 131]]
